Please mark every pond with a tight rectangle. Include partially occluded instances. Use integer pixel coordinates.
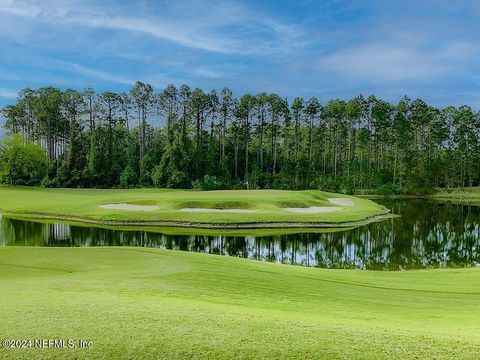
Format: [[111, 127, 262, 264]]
[[1, 199, 480, 270]]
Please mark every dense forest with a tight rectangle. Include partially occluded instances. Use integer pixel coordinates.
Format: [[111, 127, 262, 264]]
[[1, 82, 479, 193]]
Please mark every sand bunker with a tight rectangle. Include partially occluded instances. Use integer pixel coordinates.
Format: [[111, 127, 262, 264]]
[[328, 198, 354, 206], [283, 206, 342, 213], [99, 203, 159, 211], [180, 208, 256, 213], [284, 198, 354, 213]]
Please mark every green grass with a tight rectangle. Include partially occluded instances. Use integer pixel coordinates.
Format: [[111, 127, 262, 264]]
[[357, 187, 480, 204], [0, 247, 479, 359], [432, 187, 480, 205], [0, 186, 389, 228]]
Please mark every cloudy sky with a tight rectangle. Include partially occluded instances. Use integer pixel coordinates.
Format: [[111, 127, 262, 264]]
[[0, 0, 479, 108]]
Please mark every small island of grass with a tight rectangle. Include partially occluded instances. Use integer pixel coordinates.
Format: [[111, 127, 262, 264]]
[[0, 186, 389, 229]]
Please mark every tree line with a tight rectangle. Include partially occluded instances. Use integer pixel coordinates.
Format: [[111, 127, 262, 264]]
[[1, 82, 479, 193]]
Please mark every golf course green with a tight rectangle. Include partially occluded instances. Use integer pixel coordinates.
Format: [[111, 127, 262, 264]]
[[0, 186, 389, 228], [0, 247, 479, 359], [2, 188, 478, 359]]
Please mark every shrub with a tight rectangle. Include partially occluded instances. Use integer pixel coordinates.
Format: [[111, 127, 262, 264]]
[[119, 165, 137, 188], [192, 175, 226, 191], [0, 134, 48, 186]]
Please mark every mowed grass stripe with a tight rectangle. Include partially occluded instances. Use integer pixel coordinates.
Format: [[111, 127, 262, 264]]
[[1, 247, 480, 359]]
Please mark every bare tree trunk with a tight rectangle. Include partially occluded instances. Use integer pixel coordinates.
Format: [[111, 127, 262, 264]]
[[308, 116, 313, 166], [234, 138, 238, 179], [244, 114, 249, 187], [393, 143, 398, 185], [259, 111, 264, 173]]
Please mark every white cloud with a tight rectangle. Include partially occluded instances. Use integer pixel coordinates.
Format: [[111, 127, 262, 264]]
[[320, 39, 476, 82], [59, 62, 135, 85], [0, 88, 17, 99], [65, 14, 235, 54], [191, 67, 225, 79], [0, 0, 302, 55]]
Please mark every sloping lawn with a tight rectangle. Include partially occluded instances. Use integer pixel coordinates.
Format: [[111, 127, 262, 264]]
[[0, 247, 479, 359]]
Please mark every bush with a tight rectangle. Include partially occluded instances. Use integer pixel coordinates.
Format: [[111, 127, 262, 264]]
[[377, 184, 408, 196], [192, 175, 227, 191], [167, 170, 188, 188], [119, 165, 137, 188], [0, 134, 48, 186], [152, 165, 163, 187]]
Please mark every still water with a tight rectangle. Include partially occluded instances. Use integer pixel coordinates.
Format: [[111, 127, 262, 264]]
[[1, 200, 480, 270]]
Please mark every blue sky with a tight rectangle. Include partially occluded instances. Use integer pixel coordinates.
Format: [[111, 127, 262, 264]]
[[0, 0, 479, 108]]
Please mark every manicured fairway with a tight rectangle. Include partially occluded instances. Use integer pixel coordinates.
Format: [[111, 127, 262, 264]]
[[0, 187, 389, 228], [1, 247, 479, 359]]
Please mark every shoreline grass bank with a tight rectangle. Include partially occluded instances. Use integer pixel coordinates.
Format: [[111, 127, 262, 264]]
[[358, 187, 480, 204]]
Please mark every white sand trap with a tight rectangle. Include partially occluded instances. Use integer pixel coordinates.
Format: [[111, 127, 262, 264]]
[[328, 198, 354, 206], [99, 203, 159, 211], [180, 208, 256, 213], [283, 206, 342, 213]]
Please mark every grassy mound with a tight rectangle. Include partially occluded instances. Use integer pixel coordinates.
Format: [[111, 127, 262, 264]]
[[0, 247, 479, 359], [0, 187, 389, 228], [176, 200, 254, 209]]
